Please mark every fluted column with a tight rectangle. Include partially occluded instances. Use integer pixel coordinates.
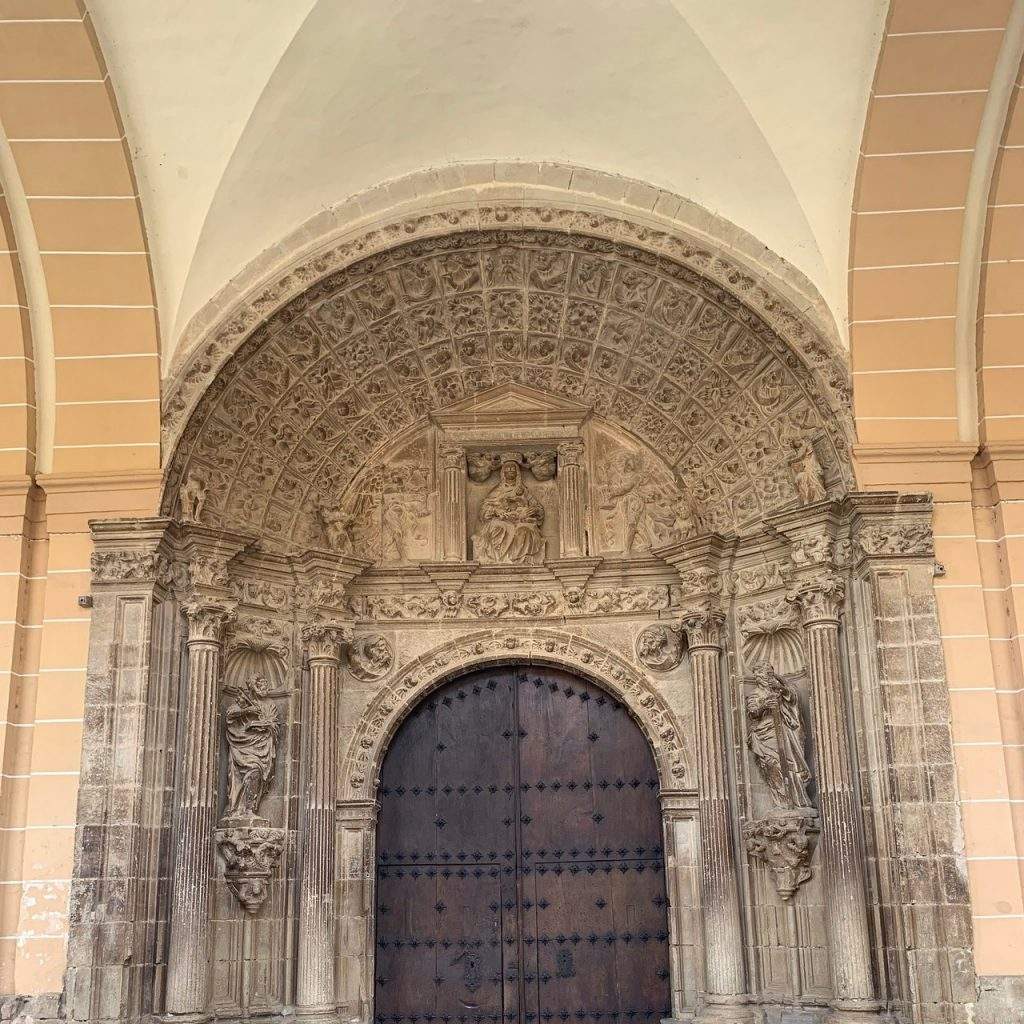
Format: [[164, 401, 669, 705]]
[[296, 622, 351, 1017], [680, 609, 755, 1023], [439, 442, 466, 561], [788, 574, 879, 1020], [556, 441, 586, 557], [164, 599, 235, 1020]]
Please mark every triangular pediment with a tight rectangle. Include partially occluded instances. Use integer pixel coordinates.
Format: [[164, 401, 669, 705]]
[[431, 383, 591, 436]]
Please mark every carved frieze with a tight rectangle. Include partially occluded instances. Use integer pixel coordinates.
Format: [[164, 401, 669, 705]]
[[346, 584, 673, 621], [91, 549, 175, 587], [854, 521, 934, 559]]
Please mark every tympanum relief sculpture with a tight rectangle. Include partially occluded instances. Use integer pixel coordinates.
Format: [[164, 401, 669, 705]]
[[470, 453, 547, 565], [741, 662, 820, 902], [214, 673, 288, 914]]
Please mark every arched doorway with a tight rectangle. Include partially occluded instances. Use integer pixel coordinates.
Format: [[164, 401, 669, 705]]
[[374, 664, 672, 1024]]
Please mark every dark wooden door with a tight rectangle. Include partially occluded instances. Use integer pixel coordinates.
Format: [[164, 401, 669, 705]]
[[374, 665, 671, 1024]]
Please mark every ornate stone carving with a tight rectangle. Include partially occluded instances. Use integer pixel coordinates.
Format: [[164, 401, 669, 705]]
[[348, 584, 673, 620], [743, 813, 820, 902], [789, 439, 826, 505], [231, 577, 293, 611], [228, 616, 291, 660], [726, 561, 787, 597], [594, 439, 698, 555], [738, 599, 804, 674], [317, 504, 356, 554], [301, 621, 352, 661], [348, 634, 394, 681], [679, 607, 726, 649], [787, 572, 846, 626], [182, 599, 236, 643], [178, 470, 207, 524], [744, 663, 813, 811], [163, 231, 851, 547], [470, 456, 546, 565], [184, 553, 231, 591], [788, 533, 835, 568], [91, 549, 174, 586], [222, 674, 285, 820], [213, 825, 285, 915], [854, 521, 934, 559], [635, 624, 683, 671]]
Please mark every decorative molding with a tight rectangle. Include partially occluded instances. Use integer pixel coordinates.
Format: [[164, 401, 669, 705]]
[[340, 628, 688, 799], [90, 549, 174, 587], [853, 522, 934, 559], [346, 584, 673, 621]]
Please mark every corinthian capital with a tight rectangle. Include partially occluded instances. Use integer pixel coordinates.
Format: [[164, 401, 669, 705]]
[[182, 599, 236, 643], [301, 621, 353, 662], [679, 606, 727, 650], [786, 572, 846, 626]]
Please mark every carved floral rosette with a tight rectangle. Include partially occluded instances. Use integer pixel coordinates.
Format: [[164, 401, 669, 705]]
[[742, 811, 820, 902], [214, 819, 286, 915]]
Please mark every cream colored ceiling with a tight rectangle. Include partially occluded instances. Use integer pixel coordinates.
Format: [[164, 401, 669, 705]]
[[88, 0, 887, 368]]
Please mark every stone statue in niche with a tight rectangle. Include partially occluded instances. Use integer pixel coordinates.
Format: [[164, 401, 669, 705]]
[[744, 662, 813, 811], [222, 674, 285, 819], [790, 439, 826, 505], [215, 673, 288, 914], [635, 624, 683, 672], [178, 470, 207, 524], [471, 455, 546, 565], [597, 449, 697, 554], [318, 502, 356, 554]]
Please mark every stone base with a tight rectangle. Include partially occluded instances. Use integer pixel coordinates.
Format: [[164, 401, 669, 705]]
[[823, 1011, 885, 1024], [696, 1004, 764, 1023]]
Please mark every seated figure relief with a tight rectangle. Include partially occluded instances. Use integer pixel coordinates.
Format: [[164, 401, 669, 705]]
[[471, 456, 546, 565]]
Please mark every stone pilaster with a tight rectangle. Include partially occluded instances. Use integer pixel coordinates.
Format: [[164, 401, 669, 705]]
[[296, 622, 352, 1017], [680, 607, 757, 1022], [164, 598, 236, 1021], [337, 800, 378, 1023], [439, 442, 467, 561], [788, 571, 880, 1021], [556, 440, 586, 557]]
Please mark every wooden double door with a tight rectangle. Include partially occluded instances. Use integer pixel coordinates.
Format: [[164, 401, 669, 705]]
[[374, 665, 672, 1024]]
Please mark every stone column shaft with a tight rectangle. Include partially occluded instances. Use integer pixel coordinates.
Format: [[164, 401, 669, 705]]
[[681, 610, 752, 1018], [439, 444, 466, 561], [296, 624, 348, 1015], [557, 441, 586, 557], [790, 576, 878, 1016], [165, 600, 234, 1020]]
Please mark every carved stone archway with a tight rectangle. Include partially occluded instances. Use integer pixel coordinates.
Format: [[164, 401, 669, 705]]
[[339, 626, 690, 801]]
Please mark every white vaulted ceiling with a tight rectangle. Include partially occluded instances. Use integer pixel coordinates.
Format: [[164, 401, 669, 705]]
[[88, 0, 887, 367]]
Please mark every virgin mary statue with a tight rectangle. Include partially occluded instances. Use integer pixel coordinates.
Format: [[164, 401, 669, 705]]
[[471, 457, 546, 564]]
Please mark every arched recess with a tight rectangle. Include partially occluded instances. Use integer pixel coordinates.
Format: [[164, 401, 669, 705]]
[[162, 164, 852, 456], [339, 628, 690, 804], [160, 223, 855, 545]]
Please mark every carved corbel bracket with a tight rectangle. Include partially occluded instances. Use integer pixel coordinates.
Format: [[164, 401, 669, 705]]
[[743, 812, 820, 902], [292, 548, 372, 617], [214, 821, 286, 915]]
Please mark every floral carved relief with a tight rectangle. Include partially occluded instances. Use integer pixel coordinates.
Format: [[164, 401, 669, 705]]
[[162, 231, 851, 550]]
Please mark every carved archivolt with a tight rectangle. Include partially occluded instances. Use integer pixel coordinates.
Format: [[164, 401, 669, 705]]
[[163, 230, 852, 550], [339, 628, 689, 801]]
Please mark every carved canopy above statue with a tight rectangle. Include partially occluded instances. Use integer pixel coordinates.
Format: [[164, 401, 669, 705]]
[[163, 230, 852, 550]]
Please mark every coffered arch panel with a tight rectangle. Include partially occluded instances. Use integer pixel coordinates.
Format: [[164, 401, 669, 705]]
[[163, 228, 853, 547]]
